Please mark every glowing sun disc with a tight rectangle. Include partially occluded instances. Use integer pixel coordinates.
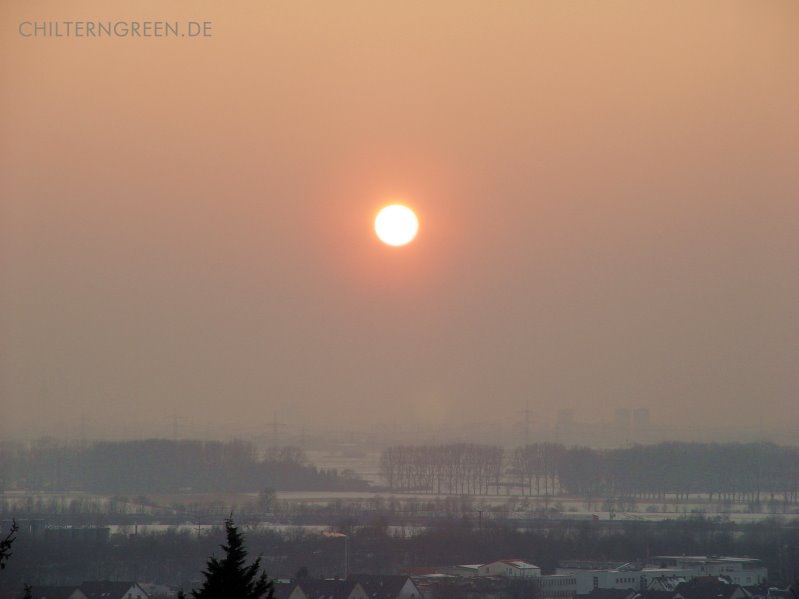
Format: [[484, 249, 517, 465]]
[[374, 204, 419, 246]]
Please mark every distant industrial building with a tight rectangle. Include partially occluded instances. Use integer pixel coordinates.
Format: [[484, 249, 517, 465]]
[[649, 556, 767, 587], [544, 556, 767, 597], [413, 556, 767, 599], [552, 564, 694, 595], [477, 560, 541, 578]]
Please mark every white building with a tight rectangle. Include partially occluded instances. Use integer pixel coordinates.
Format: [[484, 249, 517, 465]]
[[649, 556, 767, 587], [477, 559, 541, 578], [478, 560, 542, 578], [552, 565, 696, 595], [449, 564, 481, 577], [543, 556, 767, 597], [435, 555, 766, 599], [539, 574, 579, 598]]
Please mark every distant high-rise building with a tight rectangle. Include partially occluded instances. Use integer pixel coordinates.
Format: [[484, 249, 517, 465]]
[[614, 408, 631, 429], [554, 409, 574, 444], [633, 408, 650, 427], [556, 409, 574, 428]]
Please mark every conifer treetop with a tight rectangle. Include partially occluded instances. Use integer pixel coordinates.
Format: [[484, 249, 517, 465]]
[[192, 517, 274, 599]]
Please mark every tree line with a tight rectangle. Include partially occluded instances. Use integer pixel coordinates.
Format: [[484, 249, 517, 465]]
[[380, 444, 503, 495], [380, 441, 799, 504], [0, 439, 368, 494], [3, 513, 799, 590]]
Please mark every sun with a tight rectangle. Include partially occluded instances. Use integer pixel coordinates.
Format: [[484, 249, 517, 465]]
[[374, 204, 419, 247]]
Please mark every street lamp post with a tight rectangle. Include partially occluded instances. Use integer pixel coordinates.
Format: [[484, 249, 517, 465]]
[[343, 534, 349, 579], [322, 531, 349, 579]]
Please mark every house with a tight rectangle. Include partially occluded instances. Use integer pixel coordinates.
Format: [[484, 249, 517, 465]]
[[136, 584, 172, 599], [273, 581, 307, 599], [648, 578, 688, 592], [414, 576, 537, 599], [673, 577, 750, 599], [27, 587, 86, 599], [349, 575, 422, 599], [407, 574, 462, 599], [297, 580, 369, 599], [578, 589, 637, 599], [478, 559, 541, 578], [77, 581, 149, 599], [637, 590, 683, 599]]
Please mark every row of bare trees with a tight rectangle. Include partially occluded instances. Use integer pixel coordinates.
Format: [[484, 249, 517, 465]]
[[380, 442, 799, 503], [380, 444, 503, 495]]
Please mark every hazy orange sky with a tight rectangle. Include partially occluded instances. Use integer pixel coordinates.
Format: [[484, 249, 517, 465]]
[[1, 1, 798, 442]]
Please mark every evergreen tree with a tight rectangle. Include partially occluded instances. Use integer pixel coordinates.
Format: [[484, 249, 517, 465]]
[[192, 517, 274, 599]]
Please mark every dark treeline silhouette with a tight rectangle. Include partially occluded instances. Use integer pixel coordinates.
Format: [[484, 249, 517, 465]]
[[2, 514, 798, 591], [0, 439, 367, 494], [381, 442, 799, 504]]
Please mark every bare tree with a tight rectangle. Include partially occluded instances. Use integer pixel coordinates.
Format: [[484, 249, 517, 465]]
[[0, 519, 17, 570]]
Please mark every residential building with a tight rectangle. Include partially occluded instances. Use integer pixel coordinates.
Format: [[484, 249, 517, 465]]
[[78, 582, 149, 599], [297, 579, 368, 599], [274, 581, 307, 599], [672, 577, 751, 599], [349, 575, 422, 599], [27, 587, 86, 599]]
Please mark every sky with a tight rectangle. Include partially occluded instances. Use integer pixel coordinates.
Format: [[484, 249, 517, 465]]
[[1, 1, 798, 442]]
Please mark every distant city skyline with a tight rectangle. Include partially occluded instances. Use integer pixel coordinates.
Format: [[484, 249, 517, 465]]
[[5, 403, 797, 450]]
